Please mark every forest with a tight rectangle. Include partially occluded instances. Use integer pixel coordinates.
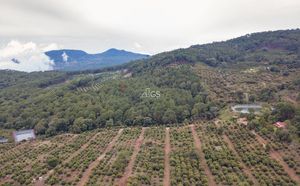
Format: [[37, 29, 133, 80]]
[[0, 29, 299, 138]]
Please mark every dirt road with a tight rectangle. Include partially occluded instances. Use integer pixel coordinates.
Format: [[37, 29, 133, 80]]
[[77, 129, 124, 186], [163, 128, 171, 186], [117, 128, 145, 186], [190, 124, 217, 186]]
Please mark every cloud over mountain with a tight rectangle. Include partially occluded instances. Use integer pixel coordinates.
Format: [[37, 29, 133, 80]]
[[0, 40, 57, 72]]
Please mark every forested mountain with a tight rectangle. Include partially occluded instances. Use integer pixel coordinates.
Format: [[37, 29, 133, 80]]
[[125, 29, 300, 72], [45, 48, 149, 71], [0, 29, 299, 137]]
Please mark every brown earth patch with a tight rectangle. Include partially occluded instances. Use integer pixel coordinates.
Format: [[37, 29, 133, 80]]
[[163, 127, 171, 186], [270, 151, 300, 184], [253, 131, 300, 184], [117, 128, 145, 186], [190, 124, 217, 186], [77, 129, 124, 186], [222, 134, 259, 185], [34, 132, 99, 186]]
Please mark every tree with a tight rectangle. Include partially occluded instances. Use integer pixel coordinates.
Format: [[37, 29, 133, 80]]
[[34, 120, 47, 135], [274, 102, 295, 121], [275, 130, 292, 142], [47, 156, 60, 169], [71, 117, 88, 133], [162, 109, 177, 124], [249, 95, 256, 103], [106, 118, 114, 127]]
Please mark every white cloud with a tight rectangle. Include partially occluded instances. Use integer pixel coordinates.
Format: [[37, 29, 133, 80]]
[[62, 52, 68, 62], [134, 42, 142, 49], [0, 0, 300, 54], [42, 43, 61, 52], [0, 40, 58, 72]]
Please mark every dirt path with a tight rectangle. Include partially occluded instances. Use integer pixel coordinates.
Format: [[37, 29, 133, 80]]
[[36, 134, 77, 162], [34, 132, 99, 186], [283, 96, 298, 106], [270, 151, 300, 184], [253, 132, 300, 184], [163, 127, 171, 186], [77, 129, 124, 186], [252, 131, 267, 146], [65, 133, 100, 163], [222, 134, 259, 185], [189, 124, 217, 186], [117, 127, 145, 186]]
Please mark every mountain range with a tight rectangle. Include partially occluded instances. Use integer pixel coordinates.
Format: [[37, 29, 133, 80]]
[[45, 48, 149, 71]]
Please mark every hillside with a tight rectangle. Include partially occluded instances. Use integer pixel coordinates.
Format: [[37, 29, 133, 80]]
[[0, 29, 300, 186], [45, 48, 149, 71], [125, 29, 300, 71], [0, 29, 299, 137]]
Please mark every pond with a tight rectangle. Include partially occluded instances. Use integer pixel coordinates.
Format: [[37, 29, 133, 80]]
[[231, 104, 262, 114]]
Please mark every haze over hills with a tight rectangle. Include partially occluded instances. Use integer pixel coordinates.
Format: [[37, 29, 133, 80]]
[[45, 48, 149, 71]]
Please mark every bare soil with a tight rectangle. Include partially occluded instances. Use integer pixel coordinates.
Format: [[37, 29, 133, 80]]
[[163, 127, 171, 186], [34, 132, 99, 186], [251, 130, 267, 146], [270, 151, 300, 184], [117, 128, 145, 186], [253, 132, 300, 184], [190, 124, 217, 186], [283, 95, 298, 106], [77, 129, 124, 186], [222, 134, 259, 185]]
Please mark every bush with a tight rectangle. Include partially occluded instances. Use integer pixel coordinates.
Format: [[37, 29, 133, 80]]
[[47, 156, 60, 169]]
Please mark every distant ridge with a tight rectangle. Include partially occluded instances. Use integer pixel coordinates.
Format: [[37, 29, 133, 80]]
[[45, 48, 149, 71]]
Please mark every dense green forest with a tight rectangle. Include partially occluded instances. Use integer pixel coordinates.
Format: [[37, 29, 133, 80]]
[[0, 29, 299, 137]]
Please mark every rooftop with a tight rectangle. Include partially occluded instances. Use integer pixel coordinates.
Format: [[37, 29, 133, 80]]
[[273, 122, 287, 128]]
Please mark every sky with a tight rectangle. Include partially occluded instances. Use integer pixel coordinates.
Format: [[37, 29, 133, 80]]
[[0, 0, 300, 71]]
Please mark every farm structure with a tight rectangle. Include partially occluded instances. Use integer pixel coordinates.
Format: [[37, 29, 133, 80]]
[[13, 129, 36, 143]]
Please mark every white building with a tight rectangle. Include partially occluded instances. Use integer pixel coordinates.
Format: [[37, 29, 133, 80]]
[[0, 137, 8, 143], [13, 129, 36, 143]]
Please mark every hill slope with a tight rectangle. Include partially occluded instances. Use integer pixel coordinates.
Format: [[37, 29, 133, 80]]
[[0, 29, 299, 137]]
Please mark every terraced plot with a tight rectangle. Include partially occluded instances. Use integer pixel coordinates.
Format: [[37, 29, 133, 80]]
[[195, 122, 253, 185], [0, 134, 79, 185], [0, 123, 299, 186], [46, 129, 118, 185], [85, 128, 142, 186], [225, 124, 297, 185], [127, 127, 165, 186], [169, 126, 209, 186], [258, 131, 300, 178]]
